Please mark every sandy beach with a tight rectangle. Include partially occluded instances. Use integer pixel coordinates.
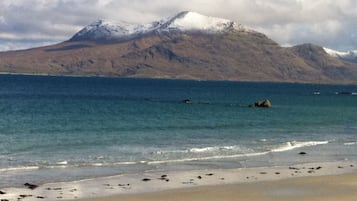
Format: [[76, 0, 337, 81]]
[[83, 173, 357, 201], [1, 161, 356, 201]]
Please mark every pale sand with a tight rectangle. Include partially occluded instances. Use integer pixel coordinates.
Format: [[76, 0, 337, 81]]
[[84, 173, 357, 201], [1, 161, 356, 201]]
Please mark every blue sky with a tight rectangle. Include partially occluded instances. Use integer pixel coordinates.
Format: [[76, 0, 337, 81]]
[[0, 0, 356, 51]]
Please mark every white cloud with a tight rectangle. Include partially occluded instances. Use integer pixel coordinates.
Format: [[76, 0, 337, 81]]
[[0, 0, 356, 51]]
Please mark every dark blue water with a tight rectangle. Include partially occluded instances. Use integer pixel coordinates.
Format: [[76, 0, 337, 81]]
[[0, 75, 356, 187]]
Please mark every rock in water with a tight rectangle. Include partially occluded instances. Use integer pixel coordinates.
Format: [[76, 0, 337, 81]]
[[253, 100, 272, 108], [182, 99, 192, 104]]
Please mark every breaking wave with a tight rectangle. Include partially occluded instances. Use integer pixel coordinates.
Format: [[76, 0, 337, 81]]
[[0, 141, 329, 172], [271, 141, 329, 152]]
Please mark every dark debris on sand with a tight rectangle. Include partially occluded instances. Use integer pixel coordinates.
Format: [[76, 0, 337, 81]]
[[24, 183, 38, 190]]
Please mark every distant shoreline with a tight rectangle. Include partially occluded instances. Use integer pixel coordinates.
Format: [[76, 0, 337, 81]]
[[0, 72, 357, 86]]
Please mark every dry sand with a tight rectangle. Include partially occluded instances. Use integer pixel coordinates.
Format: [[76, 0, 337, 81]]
[[86, 173, 357, 201]]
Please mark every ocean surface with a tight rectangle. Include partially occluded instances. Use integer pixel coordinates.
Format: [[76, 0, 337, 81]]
[[0, 75, 356, 188]]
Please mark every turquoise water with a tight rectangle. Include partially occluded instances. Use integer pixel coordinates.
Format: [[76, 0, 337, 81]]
[[0, 75, 356, 187]]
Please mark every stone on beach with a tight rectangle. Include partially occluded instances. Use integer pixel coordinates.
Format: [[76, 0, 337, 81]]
[[24, 183, 38, 190]]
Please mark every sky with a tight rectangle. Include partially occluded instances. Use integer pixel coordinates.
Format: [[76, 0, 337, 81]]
[[0, 0, 356, 52]]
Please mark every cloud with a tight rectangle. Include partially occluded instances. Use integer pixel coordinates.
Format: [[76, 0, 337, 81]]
[[0, 0, 356, 51]]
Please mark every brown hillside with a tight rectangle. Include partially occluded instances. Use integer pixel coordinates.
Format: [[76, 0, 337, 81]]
[[0, 31, 356, 84]]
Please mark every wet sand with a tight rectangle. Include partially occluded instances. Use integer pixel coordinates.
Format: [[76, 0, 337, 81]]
[[0, 161, 356, 201]]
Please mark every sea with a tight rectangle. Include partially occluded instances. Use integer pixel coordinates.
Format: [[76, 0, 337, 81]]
[[0, 75, 356, 188]]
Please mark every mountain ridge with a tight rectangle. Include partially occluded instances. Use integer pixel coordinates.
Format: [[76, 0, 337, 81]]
[[0, 11, 357, 84], [69, 11, 250, 42]]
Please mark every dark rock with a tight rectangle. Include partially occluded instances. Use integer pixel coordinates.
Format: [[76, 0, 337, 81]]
[[19, 195, 32, 198], [36, 196, 45, 199], [0, 191, 5, 194], [165, 179, 170, 182], [289, 167, 299, 170], [197, 176, 202, 179], [205, 173, 214, 176], [316, 166, 322, 170], [161, 175, 167, 178], [142, 178, 151, 182], [24, 183, 38, 190], [182, 99, 192, 104], [275, 172, 281, 175], [252, 100, 272, 108], [260, 172, 267, 175], [299, 152, 307, 155], [1, 199, 9, 201]]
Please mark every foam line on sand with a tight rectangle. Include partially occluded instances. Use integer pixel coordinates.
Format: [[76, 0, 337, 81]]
[[0, 161, 356, 201]]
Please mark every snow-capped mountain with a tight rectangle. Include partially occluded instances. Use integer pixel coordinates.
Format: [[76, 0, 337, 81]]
[[70, 11, 250, 42], [70, 19, 164, 42], [324, 47, 357, 63], [159, 11, 247, 33], [2, 11, 357, 84]]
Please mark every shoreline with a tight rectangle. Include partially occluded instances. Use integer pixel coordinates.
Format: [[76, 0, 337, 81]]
[[1, 161, 356, 201], [1, 72, 357, 86]]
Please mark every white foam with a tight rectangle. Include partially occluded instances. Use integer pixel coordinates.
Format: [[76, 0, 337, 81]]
[[0, 166, 39, 172], [56, 161, 68, 165], [147, 151, 269, 165], [271, 141, 329, 152], [189, 146, 236, 153], [344, 142, 357, 146]]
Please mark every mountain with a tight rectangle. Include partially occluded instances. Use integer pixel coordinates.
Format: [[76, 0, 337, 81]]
[[69, 11, 249, 42], [324, 47, 357, 63], [0, 11, 357, 84]]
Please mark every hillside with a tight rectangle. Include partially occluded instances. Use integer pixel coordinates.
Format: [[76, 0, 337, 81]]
[[0, 11, 357, 84]]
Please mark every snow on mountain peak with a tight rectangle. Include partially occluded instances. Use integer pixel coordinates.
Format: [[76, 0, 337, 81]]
[[70, 19, 162, 41], [324, 47, 357, 62], [70, 11, 250, 42], [162, 11, 246, 33]]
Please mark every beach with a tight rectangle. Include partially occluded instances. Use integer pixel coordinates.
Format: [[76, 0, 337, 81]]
[[1, 76, 357, 201], [84, 173, 357, 201], [1, 161, 356, 201]]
